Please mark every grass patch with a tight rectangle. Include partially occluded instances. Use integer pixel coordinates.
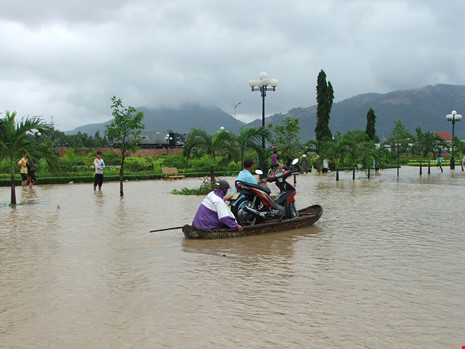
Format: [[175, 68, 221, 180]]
[[171, 178, 214, 195]]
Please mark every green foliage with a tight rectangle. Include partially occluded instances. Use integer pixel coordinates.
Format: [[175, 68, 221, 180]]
[[0, 110, 53, 204], [171, 178, 214, 195], [105, 96, 145, 154], [365, 108, 377, 141], [183, 128, 237, 183], [124, 157, 152, 172], [152, 160, 162, 174], [52, 130, 108, 148], [387, 120, 413, 176], [101, 151, 122, 165], [235, 126, 271, 168], [0, 158, 9, 172], [105, 96, 145, 196], [272, 117, 301, 160]]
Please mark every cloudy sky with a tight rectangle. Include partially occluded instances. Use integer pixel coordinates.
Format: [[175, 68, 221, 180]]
[[1, 0, 465, 131]]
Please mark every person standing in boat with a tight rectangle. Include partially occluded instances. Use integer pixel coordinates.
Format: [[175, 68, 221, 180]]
[[192, 180, 243, 231]]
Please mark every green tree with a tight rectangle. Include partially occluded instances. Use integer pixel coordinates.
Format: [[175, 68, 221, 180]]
[[342, 131, 369, 180], [0, 111, 52, 205], [450, 136, 462, 168], [411, 128, 448, 175], [358, 139, 378, 179], [272, 117, 301, 161], [319, 138, 346, 181], [365, 108, 377, 141], [411, 127, 426, 175], [105, 96, 145, 197], [315, 70, 334, 142], [387, 120, 413, 177], [183, 128, 237, 183], [426, 132, 448, 174], [235, 127, 270, 169]]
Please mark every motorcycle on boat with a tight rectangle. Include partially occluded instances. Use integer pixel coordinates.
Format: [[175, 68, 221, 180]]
[[230, 159, 300, 226]]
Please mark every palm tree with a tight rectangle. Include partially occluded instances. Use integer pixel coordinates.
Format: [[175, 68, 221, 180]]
[[358, 139, 378, 179], [319, 138, 346, 181], [183, 128, 237, 183], [343, 131, 368, 180], [411, 127, 426, 175], [0, 111, 52, 205], [387, 120, 413, 177], [422, 131, 448, 174], [235, 127, 270, 169]]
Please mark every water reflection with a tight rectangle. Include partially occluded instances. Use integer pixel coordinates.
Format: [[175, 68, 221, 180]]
[[0, 168, 464, 348]]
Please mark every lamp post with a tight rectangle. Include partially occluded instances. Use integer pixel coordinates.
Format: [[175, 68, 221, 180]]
[[248, 72, 278, 174], [234, 102, 241, 118], [165, 134, 173, 153], [446, 110, 462, 169], [248, 72, 278, 149]]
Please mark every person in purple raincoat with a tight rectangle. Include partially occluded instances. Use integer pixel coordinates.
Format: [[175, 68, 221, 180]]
[[192, 180, 243, 231]]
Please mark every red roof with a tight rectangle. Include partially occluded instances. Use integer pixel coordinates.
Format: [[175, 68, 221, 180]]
[[434, 132, 452, 142]]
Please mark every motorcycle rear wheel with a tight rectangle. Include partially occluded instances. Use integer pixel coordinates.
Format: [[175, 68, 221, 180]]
[[234, 198, 263, 226]]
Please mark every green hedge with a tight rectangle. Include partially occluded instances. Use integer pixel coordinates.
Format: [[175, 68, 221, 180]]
[[0, 171, 241, 186]]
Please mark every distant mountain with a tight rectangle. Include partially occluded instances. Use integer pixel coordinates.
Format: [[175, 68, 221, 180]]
[[255, 84, 465, 141], [66, 84, 465, 141], [65, 104, 246, 135]]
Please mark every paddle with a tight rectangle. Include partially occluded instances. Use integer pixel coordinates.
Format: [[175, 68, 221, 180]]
[[149, 225, 185, 233]]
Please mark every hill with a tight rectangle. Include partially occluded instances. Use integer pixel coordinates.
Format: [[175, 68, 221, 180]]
[[256, 84, 465, 141], [66, 84, 465, 141], [66, 104, 246, 136]]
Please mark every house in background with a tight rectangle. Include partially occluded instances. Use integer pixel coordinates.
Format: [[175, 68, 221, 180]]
[[434, 132, 452, 142]]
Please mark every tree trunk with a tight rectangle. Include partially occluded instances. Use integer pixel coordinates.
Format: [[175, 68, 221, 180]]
[[10, 173, 16, 205], [428, 160, 431, 174], [336, 169, 339, 181], [210, 164, 215, 184], [419, 159, 422, 175], [352, 166, 355, 180], [120, 152, 125, 197], [367, 167, 371, 179], [397, 157, 400, 177], [9, 158, 17, 205]]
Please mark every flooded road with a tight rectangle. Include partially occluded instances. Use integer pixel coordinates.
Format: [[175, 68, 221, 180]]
[[1, 167, 464, 348]]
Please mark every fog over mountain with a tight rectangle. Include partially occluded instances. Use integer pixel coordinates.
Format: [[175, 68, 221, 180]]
[[66, 84, 465, 141]]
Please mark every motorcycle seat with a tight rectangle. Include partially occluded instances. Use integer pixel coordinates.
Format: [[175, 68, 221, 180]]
[[235, 180, 271, 194]]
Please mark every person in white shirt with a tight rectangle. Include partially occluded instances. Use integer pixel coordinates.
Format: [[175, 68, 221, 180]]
[[93, 151, 105, 191]]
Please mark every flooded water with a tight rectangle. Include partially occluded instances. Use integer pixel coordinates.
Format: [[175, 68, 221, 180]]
[[1, 167, 464, 348]]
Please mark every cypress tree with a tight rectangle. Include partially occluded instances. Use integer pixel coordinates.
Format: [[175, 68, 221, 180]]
[[365, 108, 377, 140], [315, 70, 334, 142]]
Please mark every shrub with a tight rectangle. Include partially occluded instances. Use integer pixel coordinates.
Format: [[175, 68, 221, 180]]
[[171, 178, 214, 195], [124, 157, 151, 171]]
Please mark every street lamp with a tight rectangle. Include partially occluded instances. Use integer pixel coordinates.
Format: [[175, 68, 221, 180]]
[[234, 102, 241, 118], [248, 72, 278, 174], [446, 110, 462, 169], [165, 134, 173, 153], [248, 72, 278, 148]]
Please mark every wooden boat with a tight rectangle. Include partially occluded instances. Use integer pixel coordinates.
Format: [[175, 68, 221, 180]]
[[182, 204, 323, 239]]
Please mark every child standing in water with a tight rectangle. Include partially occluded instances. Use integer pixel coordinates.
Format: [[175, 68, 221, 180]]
[[93, 151, 105, 191]]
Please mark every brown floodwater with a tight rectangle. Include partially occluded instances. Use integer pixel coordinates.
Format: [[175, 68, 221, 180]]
[[1, 167, 464, 348]]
